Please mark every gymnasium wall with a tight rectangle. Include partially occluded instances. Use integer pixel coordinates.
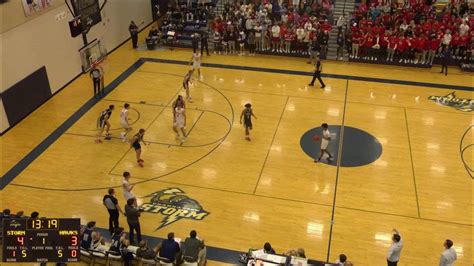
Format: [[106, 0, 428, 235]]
[[0, 0, 153, 134]]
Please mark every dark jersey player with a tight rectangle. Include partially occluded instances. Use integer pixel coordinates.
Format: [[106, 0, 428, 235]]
[[96, 105, 115, 143], [109, 227, 125, 254], [240, 103, 257, 141], [130, 128, 148, 167], [183, 70, 194, 102]]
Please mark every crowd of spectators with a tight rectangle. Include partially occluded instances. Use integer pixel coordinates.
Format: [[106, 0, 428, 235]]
[[208, 0, 334, 58], [156, 0, 335, 59], [343, 0, 473, 65]]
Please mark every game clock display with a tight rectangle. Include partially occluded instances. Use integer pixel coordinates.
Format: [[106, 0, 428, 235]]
[[2, 218, 80, 263]]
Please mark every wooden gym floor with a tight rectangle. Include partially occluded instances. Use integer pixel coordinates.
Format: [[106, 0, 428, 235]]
[[1, 31, 473, 266]]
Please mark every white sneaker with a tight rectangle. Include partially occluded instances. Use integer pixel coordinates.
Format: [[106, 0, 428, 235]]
[[181, 137, 187, 143]]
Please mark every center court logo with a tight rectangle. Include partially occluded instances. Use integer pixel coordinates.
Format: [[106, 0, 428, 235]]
[[140, 188, 209, 230], [428, 92, 473, 112]]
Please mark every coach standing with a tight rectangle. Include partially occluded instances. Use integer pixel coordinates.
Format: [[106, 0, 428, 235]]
[[125, 198, 142, 245], [103, 188, 124, 235], [308, 56, 326, 89], [129, 21, 139, 49]]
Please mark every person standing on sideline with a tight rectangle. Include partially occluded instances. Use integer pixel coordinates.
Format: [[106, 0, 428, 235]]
[[201, 30, 210, 56], [120, 103, 132, 142], [129, 21, 139, 49], [336, 29, 344, 60], [440, 48, 451, 76], [124, 198, 142, 245], [103, 188, 124, 235], [240, 103, 257, 141], [308, 56, 326, 88], [90, 64, 103, 98], [130, 129, 148, 167], [316, 123, 333, 162], [386, 228, 403, 266], [439, 239, 457, 266], [122, 171, 137, 207]]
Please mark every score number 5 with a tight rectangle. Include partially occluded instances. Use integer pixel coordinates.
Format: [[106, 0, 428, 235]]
[[12, 250, 27, 258]]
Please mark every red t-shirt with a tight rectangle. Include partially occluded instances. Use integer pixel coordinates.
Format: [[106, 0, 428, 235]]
[[280, 26, 287, 38], [460, 35, 469, 46], [379, 34, 387, 47], [352, 32, 361, 45], [430, 38, 441, 50], [422, 22, 432, 32], [321, 23, 332, 32], [365, 34, 375, 47], [422, 37, 430, 50], [451, 34, 461, 46], [406, 37, 414, 49], [388, 36, 399, 49], [397, 38, 407, 51]]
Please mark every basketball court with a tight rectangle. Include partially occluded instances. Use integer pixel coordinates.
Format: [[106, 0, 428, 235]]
[[1, 29, 472, 265]]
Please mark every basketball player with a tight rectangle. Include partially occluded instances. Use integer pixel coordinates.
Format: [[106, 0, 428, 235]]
[[316, 123, 333, 162], [122, 171, 137, 207], [130, 129, 148, 167], [96, 105, 115, 143], [240, 103, 257, 141], [183, 70, 194, 103], [120, 103, 132, 142], [190, 52, 202, 78], [173, 105, 187, 143], [172, 95, 186, 110]]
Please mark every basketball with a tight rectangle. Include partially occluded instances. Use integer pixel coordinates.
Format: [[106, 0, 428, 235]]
[[313, 135, 320, 141]]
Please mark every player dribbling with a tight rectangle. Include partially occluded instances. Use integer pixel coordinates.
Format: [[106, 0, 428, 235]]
[[130, 128, 148, 167], [316, 123, 334, 163], [120, 103, 132, 142], [240, 103, 257, 141]]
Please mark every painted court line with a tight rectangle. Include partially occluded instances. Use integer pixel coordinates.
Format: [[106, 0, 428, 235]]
[[145, 58, 473, 91], [1, 57, 472, 264]]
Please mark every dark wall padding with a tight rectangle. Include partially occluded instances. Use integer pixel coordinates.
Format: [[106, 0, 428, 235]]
[[2, 66, 52, 127]]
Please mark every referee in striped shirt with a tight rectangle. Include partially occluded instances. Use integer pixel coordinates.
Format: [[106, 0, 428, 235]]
[[103, 188, 124, 235]]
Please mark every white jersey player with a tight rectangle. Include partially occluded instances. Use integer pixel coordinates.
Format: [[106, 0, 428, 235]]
[[316, 123, 334, 162], [191, 52, 202, 78], [120, 103, 132, 142], [173, 106, 187, 143]]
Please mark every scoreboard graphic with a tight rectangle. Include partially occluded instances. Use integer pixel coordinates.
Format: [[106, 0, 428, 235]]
[[2, 218, 80, 263]]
